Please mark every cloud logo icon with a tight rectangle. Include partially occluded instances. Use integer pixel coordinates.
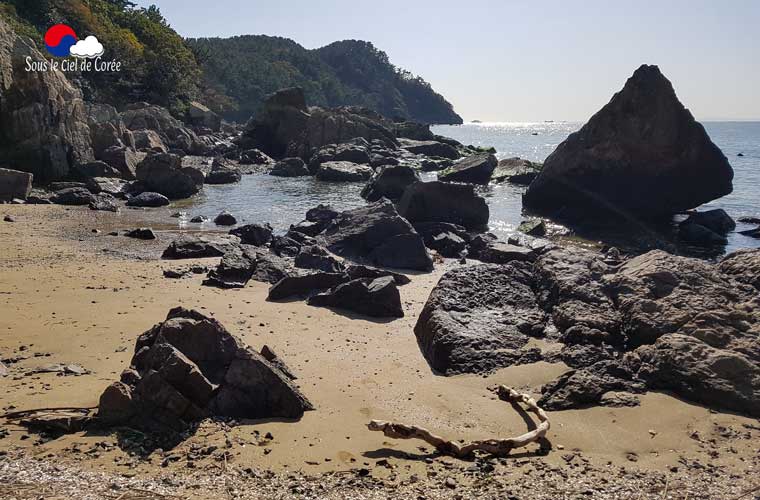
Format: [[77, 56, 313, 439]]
[[69, 36, 104, 58], [44, 24, 78, 57]]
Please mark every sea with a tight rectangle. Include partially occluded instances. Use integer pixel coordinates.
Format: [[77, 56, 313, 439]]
[[175, 122, 760, 257]]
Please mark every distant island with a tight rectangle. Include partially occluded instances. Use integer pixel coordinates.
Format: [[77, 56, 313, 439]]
[[187, 36, 463, 124]]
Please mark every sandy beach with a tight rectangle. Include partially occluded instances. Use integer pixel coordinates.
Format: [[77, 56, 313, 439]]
[[1, 204, 758, 499]]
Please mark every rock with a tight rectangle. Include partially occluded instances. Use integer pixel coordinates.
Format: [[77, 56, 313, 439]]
[[269, 157, 310, 177], [306, 204, 339, 224], [206, 157, 242, 184], [599, 391, 641, 408], [214, 211, 237, 226], [260, 345, 298, 380], [132, 129, 168, 153], [492, 157, 541, 185], [414, 263, 544, 374], [239, 87, 397, 159], [125, 228, 157, 240], [97, 308, 312, 428], [249, 250, 297, 284], [49, 181, 87, 192], [294, 245, 345, 273], [0, 18, 94, 182], [187, 101, 222, 132], [86, 177, 129, 198], [268, 272, 349, 301], [89, 193, 119, 212], [162, 235, 239, 259], [319, 200, 433, 271], [51, 187, 95, 206], [523, 65, 734, 220], [190, 215, 208, 223], [316, 161, 373, 182], [0, 168, 32, 201], [397, 181, 489, 230], [345, 265, 411, 286], [240, 149, 274, 166], [121, 103, 201, 154], [126, 192, 170, 208], [539, 361, 643, 410], [203, 245, 257, 288], [681, 209, 736, 234], [75, 161, 123, 179], [308, 276, 403, 318], [394, 122, 435, 141], [518, 219, 547, 237], [413, 222, 470, 258], [361, 165, 421, 202], [308, 141, 371, 173], [739, 227, 760, 238], [399, 139, 460, 160], [438, 153, 497, 185], [136, 153, 204, 199], [678, 222, 727, 245], [100, 146, 143, 180], [719, 249, 760, 291], [738, 216, 760, 224], [86, 103, 135, 159], [230, 223, 273, 246], [3, 215, 14, 223]]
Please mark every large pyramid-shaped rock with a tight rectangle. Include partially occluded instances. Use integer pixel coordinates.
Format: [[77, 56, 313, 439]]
[[523, 65, 733, 220], [98, 308, 313, 430]]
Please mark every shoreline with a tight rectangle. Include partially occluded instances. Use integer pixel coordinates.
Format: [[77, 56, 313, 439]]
[[1, 204, 758, 498]]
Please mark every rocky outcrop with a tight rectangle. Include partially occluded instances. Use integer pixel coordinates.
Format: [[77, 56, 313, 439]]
[[0, 17, 94, 182], [203, 245, 256, 288], [397, 181, 489, 230], [186, 101, 222, 132], [361, 165, 420, 202], [132, 129, 167, 153], [86, 103, 135, 160], [492, 157, 541, 185], [239, 88, 397, 159], [399, 139, 460, 160], [268, 272, 348, 301], [414, 263, 545, 374], [136, 153, 204, 199], [126, 192, 170, 207], [318, 200, 433, 271], [0, 167, 32, 201], [51, 187, 95, 206], [121, 103, 201, 154], [308, 140, 371, 173], [315, 161, 372, 182], [162, 235, 240, 259], [205, 157, 242, 184], [309, 276, 403, 318], [269, 157, 310, 177], [97, 307, 312, 430], [523, 65, 734, 220], [438, 153, 497, 185], [230, 223, 273, 246]]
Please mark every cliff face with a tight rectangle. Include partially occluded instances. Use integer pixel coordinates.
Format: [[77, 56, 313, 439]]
[[187, 36, 463, 125], [0, 17, 93, 182]]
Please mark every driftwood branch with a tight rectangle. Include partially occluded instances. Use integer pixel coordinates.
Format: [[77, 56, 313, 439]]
[[367, 385, 550, 458]]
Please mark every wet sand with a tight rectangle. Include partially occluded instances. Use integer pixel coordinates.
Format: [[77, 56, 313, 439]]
[[1, 204, 758, 499]]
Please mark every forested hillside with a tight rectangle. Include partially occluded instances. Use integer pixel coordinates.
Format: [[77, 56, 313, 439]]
[[187, 36, 463, 124]]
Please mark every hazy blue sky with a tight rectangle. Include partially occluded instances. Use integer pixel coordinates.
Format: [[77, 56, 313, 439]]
[[135, 0, 760, 122]]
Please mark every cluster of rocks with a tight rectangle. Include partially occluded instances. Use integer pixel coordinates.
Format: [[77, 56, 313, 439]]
[[98, 307, 313, 431], [415, 245, 760, 417]]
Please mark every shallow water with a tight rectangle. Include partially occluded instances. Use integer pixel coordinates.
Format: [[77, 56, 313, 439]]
[[176, 122, 760, 256]]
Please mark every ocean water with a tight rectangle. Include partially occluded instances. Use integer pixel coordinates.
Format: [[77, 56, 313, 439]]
[[178, 122, 760, 256]]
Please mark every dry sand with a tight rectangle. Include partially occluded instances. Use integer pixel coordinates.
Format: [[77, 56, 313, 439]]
[[1, 204, 758, 499]]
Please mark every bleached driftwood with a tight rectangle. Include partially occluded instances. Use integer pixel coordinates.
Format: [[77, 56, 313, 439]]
[[367, 385, 550, 458]]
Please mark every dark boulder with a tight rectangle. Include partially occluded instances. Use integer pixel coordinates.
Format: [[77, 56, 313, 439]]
[[240, 148, 274, 166], [518, 219, 547, 237], [86, 177, 129, 198], [205, 157, 242, 184], [126, 192, 170, 208], [438, 153, 497, 185], [75, 160, 123, 179], [214, 211, 237, 226], [414, 263, 545, 375], [345, 265, 411, 286], [162, 235, 239, 259], [136, 153, 204, 199], [203, 245, 256, 289], [361, 165, 421, 202], [413, 222, 471, 257], [492, 157, 542, 185], [0, 168, 32, 201], [294, 245, 345, 273], [97, 308, 312, 429], [100, 146, 143, 180], [394, 122, 435, 141], [89, 193, 119, 212], [681, 209, 736, 234], [230, 223, 273, 246], [308, 276, 403, 318], [318, 200, 433, 271], [315, 161, 372, 182], [539, 361, 645, 411], [397, 181, 489, 230], [399, 139, 460, 160], [308, 140, 371, 173], [268, 272, 349, 301], [124, 228, 157, 240], [523, 65, 734, 220], [678, 222, 727, 245], [51, 187, 95, 206], [269, 157, 310, 177]]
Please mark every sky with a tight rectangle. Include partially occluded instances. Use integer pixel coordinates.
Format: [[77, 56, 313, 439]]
[[134, 0, 760, 122]]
